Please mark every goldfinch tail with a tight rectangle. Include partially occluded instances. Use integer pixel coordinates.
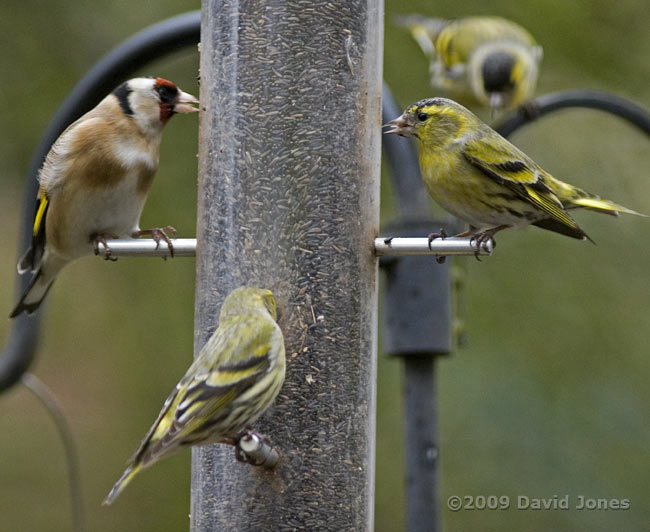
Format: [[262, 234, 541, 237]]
[[9, 268, 56, 318], [17, 245, 38, 275], [18, 195, 49, 274], [103, 463, 142, 506], [570, 196, 647, 217], [10, 252, 68, 318]]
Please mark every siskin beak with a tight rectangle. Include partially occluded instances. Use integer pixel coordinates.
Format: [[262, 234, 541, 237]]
[[489, 93, 505, 114], [383, 115, 415, 137], [174, 90, 200, 113]]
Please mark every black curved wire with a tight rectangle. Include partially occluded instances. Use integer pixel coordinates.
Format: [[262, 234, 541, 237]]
[[23, 374, 86, 532], [1, 10, 201, 394], [496, 89, 650, 138]]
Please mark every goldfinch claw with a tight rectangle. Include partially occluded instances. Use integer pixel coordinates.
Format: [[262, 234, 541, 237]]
[[92, 233, 119, 261], [133, 226, 177, 258]]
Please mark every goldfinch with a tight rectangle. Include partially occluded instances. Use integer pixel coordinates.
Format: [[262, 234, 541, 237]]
[[386, 97, 645, 248], [103, 287, 286, 505], [397, 15, 543, 113], [11, 77, 198, 317]]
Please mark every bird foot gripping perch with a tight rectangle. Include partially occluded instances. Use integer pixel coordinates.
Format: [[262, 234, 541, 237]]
[[469, 227, 502, 261], [132, 226, 177, 258], [425, 228, 496, 263], [427, 228, 448, 263], [92, 233, 119, 261]]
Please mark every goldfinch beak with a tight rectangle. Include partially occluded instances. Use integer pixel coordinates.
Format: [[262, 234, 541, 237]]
[[174, 90, 200, 113], [384, 115, 415, 137]]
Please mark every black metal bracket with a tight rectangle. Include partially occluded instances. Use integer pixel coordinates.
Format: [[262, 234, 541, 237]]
[[495, 89, 650, 137]]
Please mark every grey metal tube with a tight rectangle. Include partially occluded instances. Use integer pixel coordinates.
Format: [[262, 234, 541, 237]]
[[92, 237, 490, 258], [192, 1, 383, 530]]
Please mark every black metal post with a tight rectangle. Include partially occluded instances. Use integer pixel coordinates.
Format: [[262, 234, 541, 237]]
[[381, 85, 456, 532]]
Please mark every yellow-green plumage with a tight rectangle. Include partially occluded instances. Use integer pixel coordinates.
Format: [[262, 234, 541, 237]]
[[103, 287, 285, 505], [386, 97, 645, 244], [397, 15, 543, 112]]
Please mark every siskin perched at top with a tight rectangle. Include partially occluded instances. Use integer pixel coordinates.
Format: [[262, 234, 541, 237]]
[[386, 97, 645, 248], [397, 15, 543, 113], [103, 287, 286, 505], [10, 77, 199, 318]]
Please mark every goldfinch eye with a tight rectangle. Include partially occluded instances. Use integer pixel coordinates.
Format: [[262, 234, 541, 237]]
[[156, 85, 177, 104], [417, 112, 429, 122]]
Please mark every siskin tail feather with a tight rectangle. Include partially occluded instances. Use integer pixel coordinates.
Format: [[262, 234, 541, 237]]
[[103, 463, 142, 506], [570, 197, 647, 217], [532, 217, 594, 243]]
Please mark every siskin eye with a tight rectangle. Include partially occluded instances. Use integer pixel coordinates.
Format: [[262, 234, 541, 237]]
[[417, 112, 429, 122]]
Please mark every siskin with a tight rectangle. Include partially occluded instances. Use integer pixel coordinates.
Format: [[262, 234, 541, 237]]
[[386, 97, 645, 248], [397, 15, 543, 113], [10, 77, 198, 317], [103, 287, 286, 505]]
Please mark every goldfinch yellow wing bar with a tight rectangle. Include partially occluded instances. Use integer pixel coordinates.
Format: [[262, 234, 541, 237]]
[[94, 236, 492, 258]]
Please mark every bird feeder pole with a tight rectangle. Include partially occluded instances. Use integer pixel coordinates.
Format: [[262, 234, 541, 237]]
[[192, 1, 383, 529]]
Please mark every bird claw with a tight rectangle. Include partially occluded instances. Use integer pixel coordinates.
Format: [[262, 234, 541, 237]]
[[133, 226, 177, 258], [427, 228, 448, 250], [234, 427, 254, 463], [92, 233, 119, 261], [233, 428, 270, 466], [234, 443, 249, 463], [469, 233, 496, 261], [427, 229, 448, 263]]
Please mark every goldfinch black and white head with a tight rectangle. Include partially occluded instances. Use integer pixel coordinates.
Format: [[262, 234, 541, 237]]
[[113, 77, 198, 135]]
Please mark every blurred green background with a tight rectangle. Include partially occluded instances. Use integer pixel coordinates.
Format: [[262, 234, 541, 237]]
[[1, 0, 649, 531]]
